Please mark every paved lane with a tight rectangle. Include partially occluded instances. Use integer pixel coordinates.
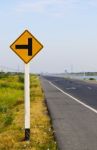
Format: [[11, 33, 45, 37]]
[[44, 76, 97, 110], [41, 76, 97, 150]]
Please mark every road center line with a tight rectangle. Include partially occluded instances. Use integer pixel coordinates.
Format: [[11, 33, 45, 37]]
[[66, 87, 76, 90], [48, 81, 97, 114], [87, 87, 92, 90]]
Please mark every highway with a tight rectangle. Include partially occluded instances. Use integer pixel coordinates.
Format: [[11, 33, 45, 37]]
[[44, 76, 97, 110], [41, 76, 97, 150]]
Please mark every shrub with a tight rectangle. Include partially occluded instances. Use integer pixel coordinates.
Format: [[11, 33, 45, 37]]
[[18, 75, 24, 83], [4, 114, 14, 126], [89, 78, 95, 80], [0, 105, 8, 113]]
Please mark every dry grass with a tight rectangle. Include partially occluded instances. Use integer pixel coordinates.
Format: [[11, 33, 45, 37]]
[[0, 74, 57, 150]]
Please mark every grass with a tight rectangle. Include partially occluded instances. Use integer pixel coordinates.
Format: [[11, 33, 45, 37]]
[[0, 73, 57, 150]]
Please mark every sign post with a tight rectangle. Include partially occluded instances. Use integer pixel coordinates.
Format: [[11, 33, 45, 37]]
[[10, 30, 43, 141], [24, 63, 30, 140]]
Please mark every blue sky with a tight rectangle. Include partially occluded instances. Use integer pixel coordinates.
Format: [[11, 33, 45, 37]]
[[0, 0, 97, 73]]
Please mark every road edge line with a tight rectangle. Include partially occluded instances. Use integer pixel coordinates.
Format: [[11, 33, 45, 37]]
[[48, 81, 97, 114]]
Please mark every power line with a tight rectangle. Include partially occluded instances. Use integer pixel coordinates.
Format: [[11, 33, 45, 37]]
[[0, 65, 24, 73]]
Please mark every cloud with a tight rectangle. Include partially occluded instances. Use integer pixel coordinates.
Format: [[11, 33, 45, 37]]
[[16, 0, 69, 17], [17, 0, 47, 13], [16, 0, 97, 17], [88, 0, 97, 7]]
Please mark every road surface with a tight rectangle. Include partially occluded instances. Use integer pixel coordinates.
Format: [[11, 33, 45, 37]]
[[41, 76, 97, 150], [44, 76, 97, 110]]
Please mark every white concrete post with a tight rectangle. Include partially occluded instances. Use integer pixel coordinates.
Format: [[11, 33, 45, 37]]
[[24, 63, 30, 141]]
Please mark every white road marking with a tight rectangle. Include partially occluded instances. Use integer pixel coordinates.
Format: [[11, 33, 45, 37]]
[[48, 81, 97, 114], [66, 87, 76, 90], [87, 87, 92, 90]]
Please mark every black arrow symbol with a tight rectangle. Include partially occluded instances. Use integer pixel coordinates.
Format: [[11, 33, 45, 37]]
[[15, 38, 32, 56]]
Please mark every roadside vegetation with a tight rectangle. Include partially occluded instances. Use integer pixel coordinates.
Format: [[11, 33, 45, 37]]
[[0, 72, 57, 150], [88, 78, 96, 80]]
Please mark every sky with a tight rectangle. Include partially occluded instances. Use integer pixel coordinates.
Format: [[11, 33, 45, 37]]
[[0, 0, 97, 73]]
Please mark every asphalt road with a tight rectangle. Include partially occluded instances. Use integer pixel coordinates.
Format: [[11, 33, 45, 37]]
[[41, 76, 97, 150], [44, 76, 97, 110]]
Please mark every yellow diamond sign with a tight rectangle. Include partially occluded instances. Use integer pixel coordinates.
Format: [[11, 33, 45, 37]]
[[10, 30, 43, 63]]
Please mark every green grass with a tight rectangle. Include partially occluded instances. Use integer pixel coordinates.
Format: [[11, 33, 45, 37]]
[[0, 74, 24, 135], [0, 73, 57, 150], [0, 74, 23, 109]]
